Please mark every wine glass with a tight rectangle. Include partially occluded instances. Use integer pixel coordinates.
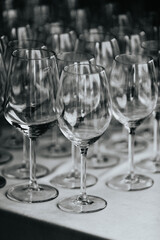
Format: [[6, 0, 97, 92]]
[[0, 27, 39, 150], [50, 51, 97, 189], [136, 40, 160, 173], [4, 48, 59, 203], [2, 39, 49, 179], [0, 47, 13, 164], [46, 30, 77, 53], [107, 27, 149, 155], [56, 63, 112, 213], [106, 53, 158, 191], [38, 30, 78, 159], [0, 52, 11, 186], [75, 30, 120, 168]]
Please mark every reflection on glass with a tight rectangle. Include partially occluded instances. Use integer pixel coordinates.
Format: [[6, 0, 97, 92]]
[[107, 54, 157, 191], [50, 51, 97, 189], [56, 63, 112, 213], [4, 49, 59, 203]]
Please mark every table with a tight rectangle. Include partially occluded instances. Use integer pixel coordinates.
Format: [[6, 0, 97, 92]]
[[0, 124, 160, 240]]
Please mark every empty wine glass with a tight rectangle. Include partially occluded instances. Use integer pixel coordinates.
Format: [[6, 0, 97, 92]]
[[2, 39, 49, 179], [75, 30, 120, 168], [50, 51, 97, 188], [0, 37, 13, 163], [106, 53, 158, 191], [0, 52, 12, 185], [56, 63, 112, 213], [4, 49, 59, 203], [46, 30, 77, 53], [38, 30, 78, 159], [136, 40, 160, 173], [107, 27, 149, 155]]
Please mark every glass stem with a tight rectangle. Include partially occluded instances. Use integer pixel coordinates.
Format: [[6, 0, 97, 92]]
[[29, 138, 39, 190], [71, 143, 78, 174], [95, 141, 101, 161], [23, 135, 29, 169], [128, 128, 135, 177], [154, 113, 160, 162], [51, 125, 59, 146], [80, 147, 88, 201]]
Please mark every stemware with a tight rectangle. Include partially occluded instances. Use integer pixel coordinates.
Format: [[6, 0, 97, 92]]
[[56, 63, 112, 213], [46, 30, 77, 53], [107, 27, 149, 155], [75, 30, 120, 168], [106, 53, 158, 191], [38, 30, 77, 159], [0, 52, 11, 186], [2, 39, 49, 179], [71, 8, 89, 34], [0, 50, 13, 164], [137, 40, 160, 173], [4, 49, 59, 203], [0, 27, 39, 151], [50, 51, 97, 189]]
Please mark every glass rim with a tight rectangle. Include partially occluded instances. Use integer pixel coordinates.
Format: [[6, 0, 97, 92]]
[[11, 48, 56, 60], [141, 40, 159, 51], [47, 29, 76, 36], [79, 31, 115, 43], [63, 63, 105, 75], [114, 53, 154, 65], [8, 39, 46, 49], [56, 51, 95, 62]]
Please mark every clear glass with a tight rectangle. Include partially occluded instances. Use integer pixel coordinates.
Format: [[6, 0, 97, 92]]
[[136, 40, 160, 173], [107, 54, 158, 191], [56, 63, 112, 213], [75, 30, 120, 168], [38, 30, 77, 158], [1, 33, 41, 150], [4, 49, 59, 202], [50, 51, 97, 189], [107, 27, 149, 155], [0, 52, 10, 187], [0, 51, 13, 164], [2, 39, 49, 179], [46, 30, 77, 53]]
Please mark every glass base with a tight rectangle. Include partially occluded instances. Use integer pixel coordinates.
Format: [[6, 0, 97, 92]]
[[2, 163, 49, 179], [38, 142, 71, 158], [106, 173, 154, 191], [108, 136, 148, 154], [87, 153, 119, 169], [0, 150, 12, 164], [0, 176, 6, 188], [57, 194, 107, 213], [6, 183, 59, 203], [136, 125, 153, 140], [1, 135, 23, 149], [50, 171, 97, 189], [136, 158, 160, 173]]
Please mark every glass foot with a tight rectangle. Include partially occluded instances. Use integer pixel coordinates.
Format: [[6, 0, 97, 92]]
[[108, 136, 148, 154], [2, 163, 49, 179], [50, 171, 97, 189], [6, 183, 59, 203], [87, 153, 119, 169], [106, 173, 154, 191], [0, 176, 6, 188], [38, 142, 71, 158], [1, 135, 23, 149], [58, 195, 107, 213], [136, 158, 160, 173], [0, 150, 12, 164], [136, 125, 153, 140]]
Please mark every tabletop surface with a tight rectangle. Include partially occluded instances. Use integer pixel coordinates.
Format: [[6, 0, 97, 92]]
[[0, 120, 160, 240]]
